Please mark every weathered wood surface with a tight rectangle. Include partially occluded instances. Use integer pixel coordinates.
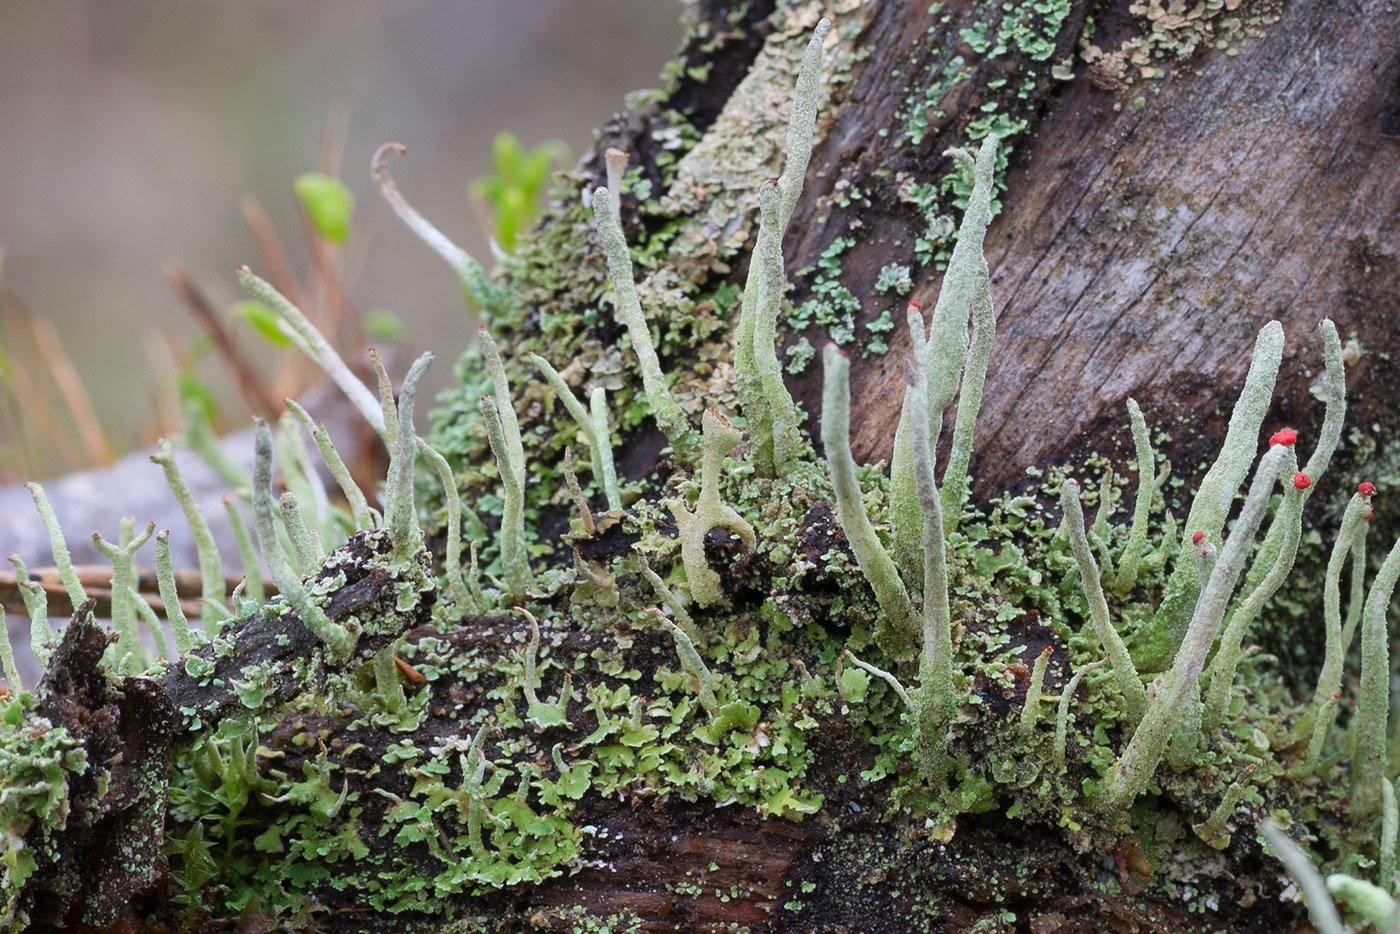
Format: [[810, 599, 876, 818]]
[[779, 0, 1400, 496]]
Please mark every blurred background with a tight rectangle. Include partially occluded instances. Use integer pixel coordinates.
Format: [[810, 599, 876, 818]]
[[0, 0, 683, 483]]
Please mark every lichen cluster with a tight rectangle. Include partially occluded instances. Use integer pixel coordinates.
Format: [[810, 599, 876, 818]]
[[2, 12, 1397, 934]]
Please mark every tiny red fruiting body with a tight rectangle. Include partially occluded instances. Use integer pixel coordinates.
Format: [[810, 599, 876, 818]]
[[1359, 481, 1377, 496], [1292, 472, 1311, 491], [1192, 531, 1205, 545], [1269, 428, 1298, 447], [908, 299, 923, 311]]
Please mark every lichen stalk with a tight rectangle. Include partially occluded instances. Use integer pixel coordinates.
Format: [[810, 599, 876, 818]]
[[925, 136, 998, 424], [1060, 479, 1147, 725], [525, 350, 620, 511], [279, 492, 319, 573], [1150, 321, 1285, 667], [237, 267, 387, 439], [418, 438, 473, 608], [821, 344, 918, 657], [843, 650, 913, 713], [1201, 445, 1304, 729], [0, 594, 19, 688], [286, 399, 378, 532], [1020, 645, 1054, 738], [1351, 531, 1400, 819], [1103, 443, 1289, 812], [1261, 819, 1346, 934], [750, 181, 805, 474], [151, 437, 229, 624], [645, 608, 719, 714], [371, 142, 500, 314], [385, 352, 433, 565], [8, 554, 53, 668], [480, 395, 532, 600], [129, 583, 171, 663], [777, 18, 828, 232], [1383, 778, 1398, 896], [25, 481, 86, 610], [591, 186, 693, 450], [666, 410, 756, 608], [1114, 398, 1157, 595], [940, 261, 995, 534], [252, 418, 354, 661], [604, 147, 627, 225], [1055, 658, 1107, 769], [1341, 512, 1370, 654], [155, 530, 195, 657], [1193, 765, 1254, 849], [904, 303, 957, 753], [1296, 490, 1372, 753], [224, 495, 264, 606], [91, 520, 156, 672]]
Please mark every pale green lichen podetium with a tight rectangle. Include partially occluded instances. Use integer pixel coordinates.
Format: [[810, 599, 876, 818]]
[[150, 438, 229, 625], [1200, 445, 1304, 730], [903, 301, 958, 750], [1146, 320, 1284, 670], [251, 419, 354, 661], [154, 530, 196, 657], [821, 344, 918, 658], [1352, 529, 1400, 820], [1297, 491, 1371, 762], [7, 554, 53, 670], [1261, 819, 1346, 934], [1059, 479, 1147, 725], [1382, 778, 1398, 896], [644, 607, 719, 714], [223, 495, 264, 604], [666, 410, 756, 608], [477, 329, 533, 599], [1102, 441, 1289, 813], [91, 520, 156, 673], [25, 482, 87, 611], [237, 266, 387, 439], [383, 352, 434, 566], [1113, 398, 1157, 596], [1055, 657, 1107, 769], [1019, 645, 1054, 737], [733, 18, 828, 477], [526, 351, 621, 511], [939, 261, 995, 534], [371, 142, 501, 316], [286, 399, 378, 532], [279, 492, 320, 572], [591, 187, 695, 453]]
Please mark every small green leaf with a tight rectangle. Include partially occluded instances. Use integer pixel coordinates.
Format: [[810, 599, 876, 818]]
[[294, 172, 355, 244], [363, 308, 409, 343], [231, 300, 294, 349]]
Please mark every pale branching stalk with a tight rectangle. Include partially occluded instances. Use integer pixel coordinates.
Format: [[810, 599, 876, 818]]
[[637, 555, 697, 640], [384, 353, 432, 565], [1102, 443, 1288, 812], [644, 608, 718, 713], [1261, 820, 1346, 934], [1054, 657, 1107, 769], [1352, 531, 1400, 819], [1060, 479, 1147, 725], [889, 404, 923, 589], [1020, 645, 1054, 737], [369, 349, 400, 448], [155, 530, 195, 657], [591, 187, 693, 450], [1295, 490, 1372, 755], [418, 439, 472, 608], [821, 344, 918, 657], [224, 495, 264, 606], [1114, 399, 1157, 595], [286, 399, 378, 532], [941, 261, 995, 534], [252, 419, 354, 661], [128, 584, 170, 662], [8, 554, 53, 668], [666, 410, 756, 608], [1342, 510, 1371, 654], [0, 590, 19, 688], [1201, 446, 1304, 729], [561, 448, 595, 533], [925, 136, 998, 424], [372, 142, 500, 314], [280, 492, 319, 573], [604, 148, 627, 225], [515, 607, 571, 729], [1151, 321, 1284, 667], [238, 267, 386, 438], [1384, 778, 1398, 897], [1323, 876, 1399, 934], [1193, 765, 1254, 849], [480, 396, 532, 601], [904, 302, 956, 764], [526, 351, 621, 510], [750, 182, 804, 473], [151, 437, 229, 624], [275, 410, 333, 543], [26, 481, 86, 609], [777, 19, 828, 231], [92, 520, 155, 672], [843, 650, 914, 713]]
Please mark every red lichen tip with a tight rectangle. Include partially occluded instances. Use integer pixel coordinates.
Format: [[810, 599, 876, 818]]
[[908, 299, 923, 311], [1292, 472, 1312, 491], [1192, 531, 1205, 545], [1359, 481, 1377, 497], [1269, 428, 1298, 447], [1365, 512, 1375, 521]]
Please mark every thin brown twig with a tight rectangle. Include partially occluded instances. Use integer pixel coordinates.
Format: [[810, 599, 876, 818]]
[[30, 316, 113, 466]]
